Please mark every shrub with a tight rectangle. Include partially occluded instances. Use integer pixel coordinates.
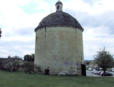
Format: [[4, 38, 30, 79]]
[[24, 62, 34, 74]]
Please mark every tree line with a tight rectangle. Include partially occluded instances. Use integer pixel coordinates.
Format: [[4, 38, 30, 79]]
[[0, 49, 114, 76], [0, 54, 36, 73]]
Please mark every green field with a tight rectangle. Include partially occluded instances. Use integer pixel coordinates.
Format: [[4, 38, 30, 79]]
[[0, 71, 114, 87]]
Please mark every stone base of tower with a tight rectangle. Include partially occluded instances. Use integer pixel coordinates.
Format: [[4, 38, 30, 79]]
[[34, 64, 82, 76]]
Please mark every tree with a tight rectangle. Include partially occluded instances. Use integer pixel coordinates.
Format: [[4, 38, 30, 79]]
[[84, 60, 91, 66], [24, 61, 34, 74], [24, 54, 34, 62], [94, 49, 114, 74], [24, 54, 34, 74], [0, 28, 2, 38]]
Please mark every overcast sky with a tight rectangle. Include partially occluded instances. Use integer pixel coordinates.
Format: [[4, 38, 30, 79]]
[[0, 0, 114, 60]]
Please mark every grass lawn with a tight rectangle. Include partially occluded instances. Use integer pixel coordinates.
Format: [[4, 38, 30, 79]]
[[0, 71, 114, 87]]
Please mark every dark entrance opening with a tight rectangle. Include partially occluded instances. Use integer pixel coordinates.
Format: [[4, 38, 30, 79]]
[[44, 68, 50, 75], [81, 64, 86, 76]]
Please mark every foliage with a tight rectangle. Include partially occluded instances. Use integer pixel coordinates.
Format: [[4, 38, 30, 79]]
[[5, 60, 20, 72], [84, 60, 91, 66], [24, 54, 34, 62], [94, 49, 114, 73], [24, 62, 34, 74], [0, 28, 1, 38], [0, 56, 24, 72], [23, 54, 35, 74], [0, 71, 114, 87]]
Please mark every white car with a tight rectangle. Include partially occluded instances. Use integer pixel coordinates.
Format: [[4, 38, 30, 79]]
[[112, 68, 114, 72], [92, 70, 101, 75]]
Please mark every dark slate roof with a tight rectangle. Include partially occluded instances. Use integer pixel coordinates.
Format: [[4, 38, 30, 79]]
[[35, 11, 84, 31]]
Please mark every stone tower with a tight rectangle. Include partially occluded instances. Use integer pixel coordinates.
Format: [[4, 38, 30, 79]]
[[35, 1, 84, 75]]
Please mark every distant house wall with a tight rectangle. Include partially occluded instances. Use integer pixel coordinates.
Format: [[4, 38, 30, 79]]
[[35, 27, 83, 75]]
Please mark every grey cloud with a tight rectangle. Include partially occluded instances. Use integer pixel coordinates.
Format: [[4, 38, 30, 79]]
[[14, 27, 35, 36], [0, 40, 34, 46], [65, 9, 114, 60], [0, 26, 35, 57], [65, 9, 114, 33], [82, 0, 96, 6], [0, 40, 34, 57]]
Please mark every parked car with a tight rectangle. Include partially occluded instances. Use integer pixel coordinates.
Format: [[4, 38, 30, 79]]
[[101, 72, 113, 76], [92, 70, 101, 75]]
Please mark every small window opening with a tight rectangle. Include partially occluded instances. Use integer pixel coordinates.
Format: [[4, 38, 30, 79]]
[[57, 5, 60, 10]]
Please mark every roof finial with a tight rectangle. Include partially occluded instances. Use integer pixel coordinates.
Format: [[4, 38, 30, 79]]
[[55, 0, 63, 12]]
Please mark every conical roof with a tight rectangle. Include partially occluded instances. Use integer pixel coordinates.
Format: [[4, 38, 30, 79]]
[[35, 1, 83, 31]]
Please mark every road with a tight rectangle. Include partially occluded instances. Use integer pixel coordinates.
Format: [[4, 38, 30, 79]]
[[86, 70, 114, 77]]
